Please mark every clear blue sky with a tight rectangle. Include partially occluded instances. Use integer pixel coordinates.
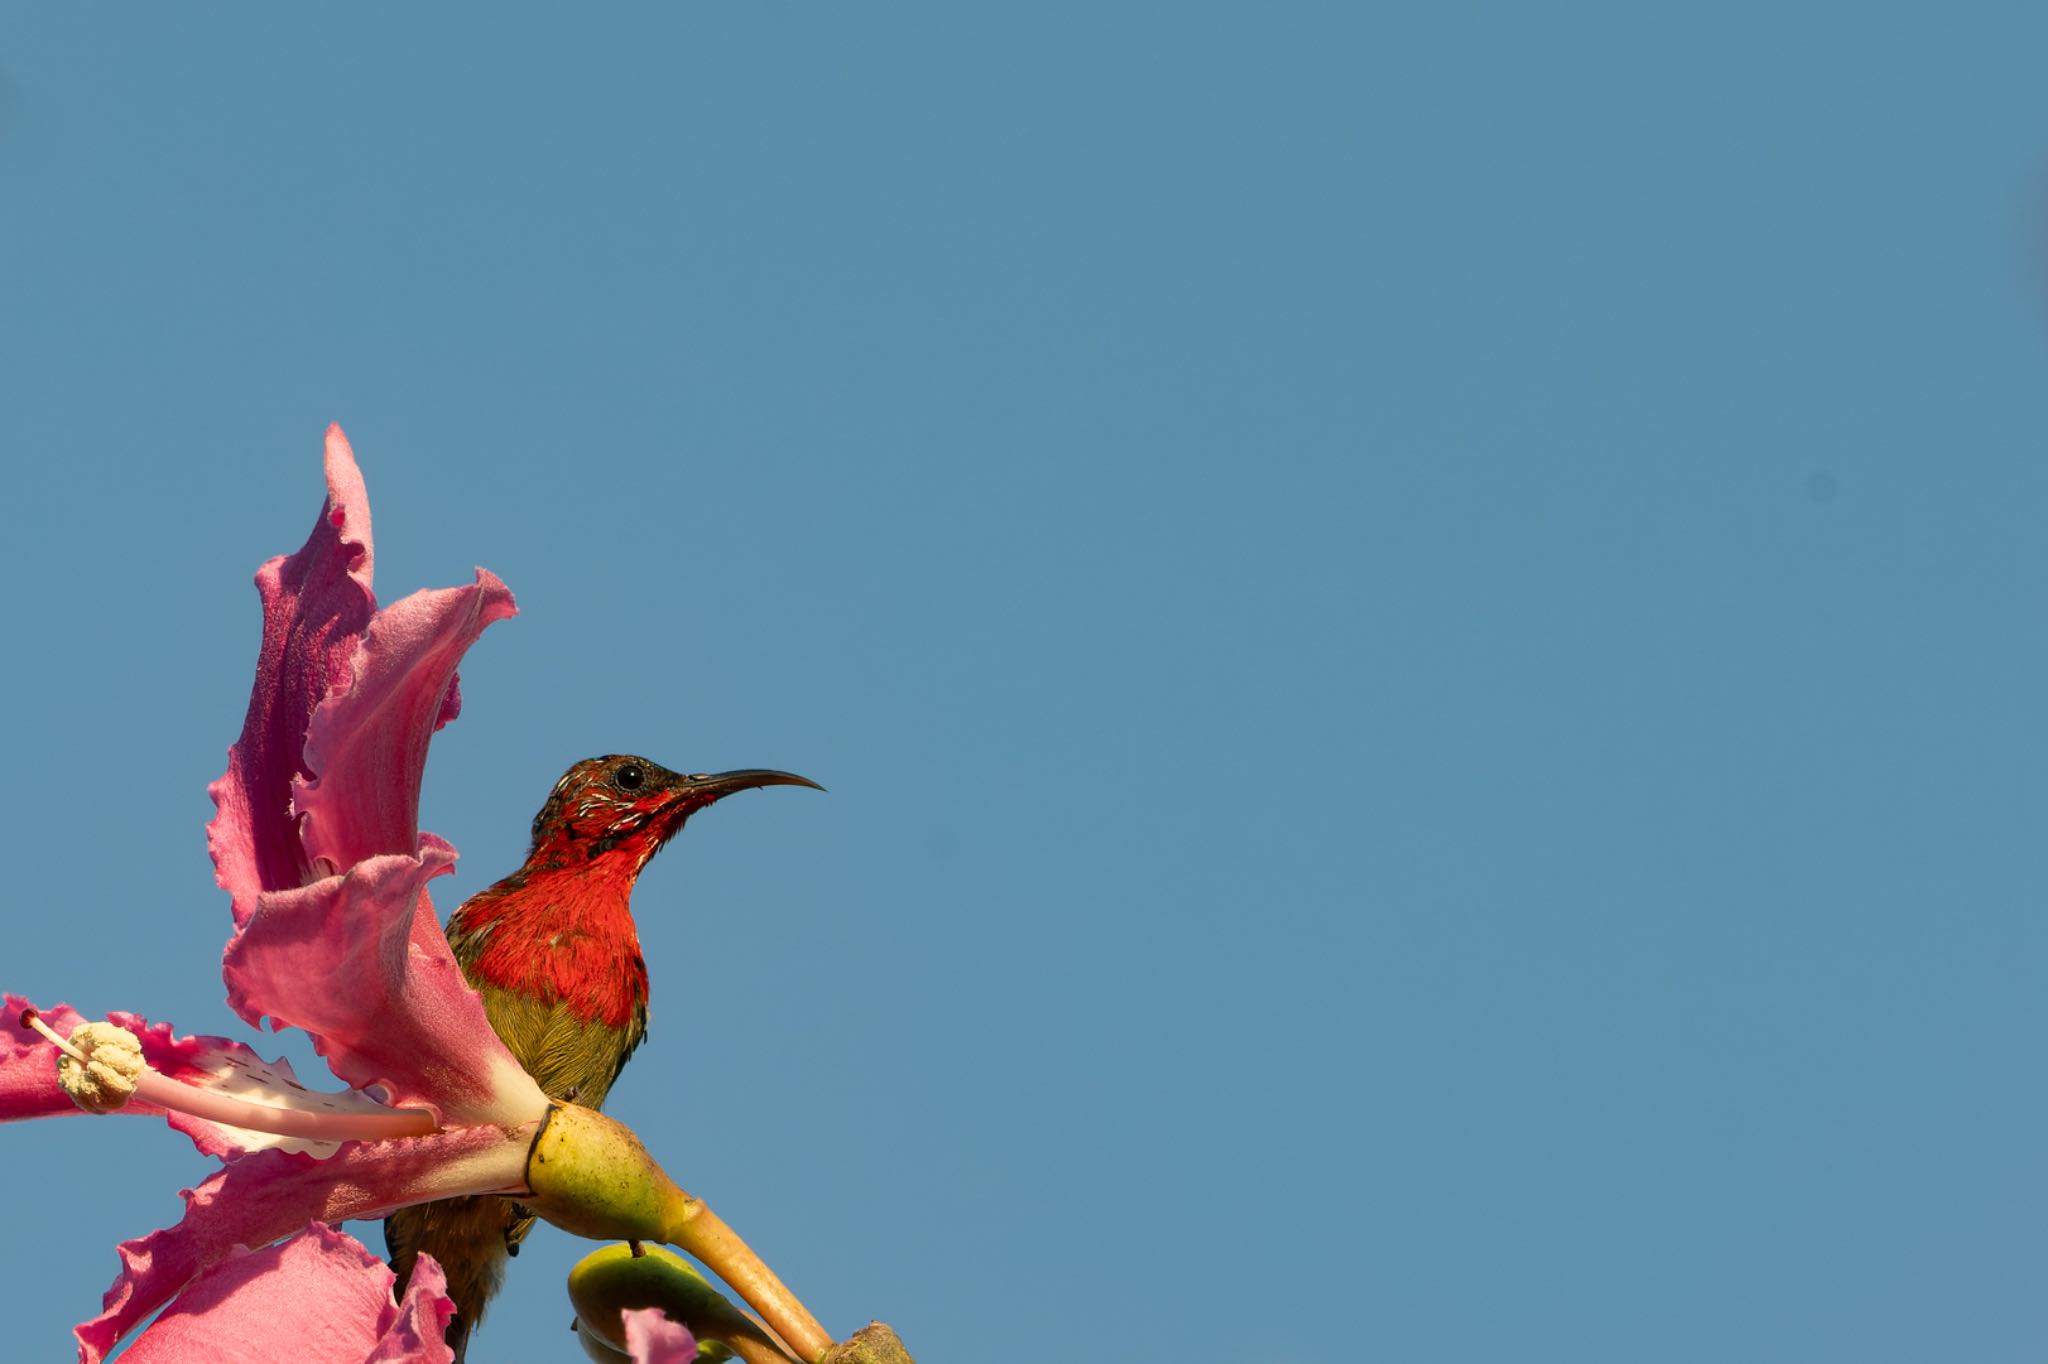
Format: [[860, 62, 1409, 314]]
[[3, 7, 2044, 1362]]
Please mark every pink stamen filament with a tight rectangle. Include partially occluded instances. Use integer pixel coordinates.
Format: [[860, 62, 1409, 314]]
[[129, 1069, 438, 1140], [22, 1009, 437, 1142]]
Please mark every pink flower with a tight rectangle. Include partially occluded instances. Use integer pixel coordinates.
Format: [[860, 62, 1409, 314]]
[[208, 425, 531, 1126], [4, 426, 553, 1361], [6, 427, 794, 1364]]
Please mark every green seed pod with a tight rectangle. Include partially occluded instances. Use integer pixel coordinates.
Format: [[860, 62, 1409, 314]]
[[567, 1242, 752, 1360], [573, 1317, 633, 1363]]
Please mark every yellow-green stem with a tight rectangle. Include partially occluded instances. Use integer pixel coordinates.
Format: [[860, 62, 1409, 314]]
[[727, 1331, 804, 1364], [662, 1199, 832, 1362], [525, 1104, 834, 1362]]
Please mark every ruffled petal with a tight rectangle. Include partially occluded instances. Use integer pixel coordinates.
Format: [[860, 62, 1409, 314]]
[[623, 1308, 699, 1364], [75, 1126, 530, 1363], [117, 1223, 454, 1364], [364, 1250, 458, 1363], [223, 852, 548, 1126], [0, 996, 88, 1123], [1, 997, 398, 1158], [207, 425, 379, 924], [296, 571, 516, 880]]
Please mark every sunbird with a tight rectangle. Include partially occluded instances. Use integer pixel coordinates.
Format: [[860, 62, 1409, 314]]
[[386, 754, 820, 1359]]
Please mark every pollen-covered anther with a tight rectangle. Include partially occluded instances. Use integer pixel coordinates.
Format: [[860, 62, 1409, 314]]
[[23, 1011, 146, 1114]]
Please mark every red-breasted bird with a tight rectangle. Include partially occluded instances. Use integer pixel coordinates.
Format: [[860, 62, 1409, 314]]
[[386, 754, 821, 1359]]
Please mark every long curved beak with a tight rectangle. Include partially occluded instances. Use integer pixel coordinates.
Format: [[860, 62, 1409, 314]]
[[678, 769, 826, 802]]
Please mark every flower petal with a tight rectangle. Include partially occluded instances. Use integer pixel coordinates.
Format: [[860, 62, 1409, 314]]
[[208, 425, 379, 925], [75, 1126, 530, 1363], [0, 997, 88, 1123], [1, 997, 398, 1158], [117, 1223, 454, 1364], [223, 852, 548, 1126], [296, 571, 516, 880], [623, 1308, 699, 1364], [365, 1248, 458, 1363]]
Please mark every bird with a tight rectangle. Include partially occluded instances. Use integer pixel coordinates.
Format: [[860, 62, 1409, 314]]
[[386, 753, 821, 1360]]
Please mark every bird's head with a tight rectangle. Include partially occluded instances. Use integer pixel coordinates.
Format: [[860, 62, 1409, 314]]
[[526, 754, 822, 873]]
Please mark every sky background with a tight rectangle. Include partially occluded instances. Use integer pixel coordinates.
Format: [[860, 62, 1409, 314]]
[[2, 6, 2044, 1362]]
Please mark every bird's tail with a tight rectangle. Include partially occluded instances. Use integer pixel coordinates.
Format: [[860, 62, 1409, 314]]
[[386, 1194, 531, 1361]]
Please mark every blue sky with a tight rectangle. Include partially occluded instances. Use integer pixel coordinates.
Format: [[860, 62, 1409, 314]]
[[2, 6, 2044, 1361]]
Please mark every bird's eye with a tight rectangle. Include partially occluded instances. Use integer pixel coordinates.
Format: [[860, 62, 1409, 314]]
[[615, 763, 646, 791]]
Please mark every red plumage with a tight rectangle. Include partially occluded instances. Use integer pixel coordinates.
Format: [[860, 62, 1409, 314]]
[[456, 863, 650, 1031]]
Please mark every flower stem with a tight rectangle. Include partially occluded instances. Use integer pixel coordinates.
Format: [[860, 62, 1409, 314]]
[[665, 1200, 833, 1364], [727, 1328, 804, 1364], [523, 1105, 838, 1361]]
